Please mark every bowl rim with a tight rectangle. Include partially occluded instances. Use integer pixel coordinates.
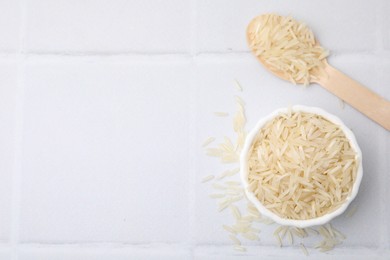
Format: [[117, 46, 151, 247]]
[[240, 105, 363, 228]]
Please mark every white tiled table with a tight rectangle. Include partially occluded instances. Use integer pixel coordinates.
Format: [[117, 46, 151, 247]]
[[0, 0, 389, 259]]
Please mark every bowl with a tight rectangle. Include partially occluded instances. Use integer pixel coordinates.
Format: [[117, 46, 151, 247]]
[[240, 105, 363, 228]]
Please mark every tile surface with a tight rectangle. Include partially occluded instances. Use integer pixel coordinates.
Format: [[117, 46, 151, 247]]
[[194, 246, 390, 260], [383, 1, 390, 49], [19, 247, 191, 260], [0, 0, 388, 258], [25, 0, 191, 53], [19, 60, 191, 242], [197, 0, 380, 53], [0, 61, 18, 241], [0, 248, 12, 260], [380, 59, 390, 248], [0, 0, 20, 51]]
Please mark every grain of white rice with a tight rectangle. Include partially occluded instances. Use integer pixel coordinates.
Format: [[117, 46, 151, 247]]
[[232, 224, 248, 233], [214, 112, 229, 117], [247, 208, 260, 217], [315, 223, 345, 252], [225, 190, 242, 196], [318, 226, 330, 239], [259, 217, 275, 225], [328, 224, 346, 240], [233, 102, 246, 135], [206, 148, 223, 157], [314, 241, 323, 249], [292, 228, 307, 238], [209, 193, 226, 199], [287, 229, 293, 245], [275, 233, 282, 247], [229, 234, 241, 245], [229, 195, 244, 203], [240, 215, 256, 222], [300, 243, 309, 256], [225, 181, 241, 186], [202, 137, 216, 147], [233, 245, 247, 252], [319, 246, 332, 252], [222, 154, 239, 163], [345, 205, 358, 218], [201, 175, 215, 183], [217, 170, 232, 180], [274, 226, 283, 234], [326, 224, 335, 237], [212, 183, 226, 190], [227, 186, 244, 192], [234, 80, 243, 92], [228, 167, 240, 176], [242, 232, 259, 241], [305, 227, 319, 235], [230, 205, 242, 220], [223, 225, 237, 235], [235, 96, 246, 107], [280, 226, 288, 239], [220, 137, 235, 152], [218, 198, 233, 211]]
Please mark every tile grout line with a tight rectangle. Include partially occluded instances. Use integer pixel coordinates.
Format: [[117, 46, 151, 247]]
[[379, 11, 389, 253], [378, 57, 389, 252], [10, 0, 27, 259], [384, 130, 390, 250], [375, 1, 383, 52], [10, 65, 24, 259], [187, 0, 197, 259], [379, 129, 387, 252], [376, 0, 385, 51], [187, 65, 197, 259], [189, 0, 197, 57], [0, 51, 390, 62]]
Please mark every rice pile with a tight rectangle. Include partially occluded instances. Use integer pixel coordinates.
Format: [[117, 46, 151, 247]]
[[247, 111, 358, 220], [247, 14, 329, 86]]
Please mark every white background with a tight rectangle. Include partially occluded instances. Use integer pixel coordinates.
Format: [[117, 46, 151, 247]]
[[0, 0, 389, 259]]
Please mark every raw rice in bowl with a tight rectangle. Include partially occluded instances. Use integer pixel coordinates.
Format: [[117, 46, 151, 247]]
[[240, 106, 363, 228]]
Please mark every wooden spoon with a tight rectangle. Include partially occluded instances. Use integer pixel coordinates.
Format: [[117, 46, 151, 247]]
[[246, 16, 390, 131]]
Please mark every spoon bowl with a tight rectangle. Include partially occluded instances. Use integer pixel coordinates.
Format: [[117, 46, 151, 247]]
[[246, 15, 308, 84], [246, 14, 390, 131]]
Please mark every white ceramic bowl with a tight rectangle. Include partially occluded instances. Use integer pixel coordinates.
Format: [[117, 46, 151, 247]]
[[240, 105, 363, 228]]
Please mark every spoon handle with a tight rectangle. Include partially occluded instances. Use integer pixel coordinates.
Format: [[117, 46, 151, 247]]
[[317, 64, 390, 131]]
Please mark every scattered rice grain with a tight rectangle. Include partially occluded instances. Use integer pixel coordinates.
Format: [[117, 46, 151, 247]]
[[345, 205, 358, 218], [230, 205, 242, 220], [215, 112, 229, 117], [242, 232, 259, 241], [209, 193, 226, 199], [234, 80, 243, 92], [201, 175, 215, 183], [223, 225, 237, 235], [233, 245, 247, 252], [287, 229, 293, 245], [300, 243, 309, 256], [202, 137, 216, 147], [229, 234, 241, 245]]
